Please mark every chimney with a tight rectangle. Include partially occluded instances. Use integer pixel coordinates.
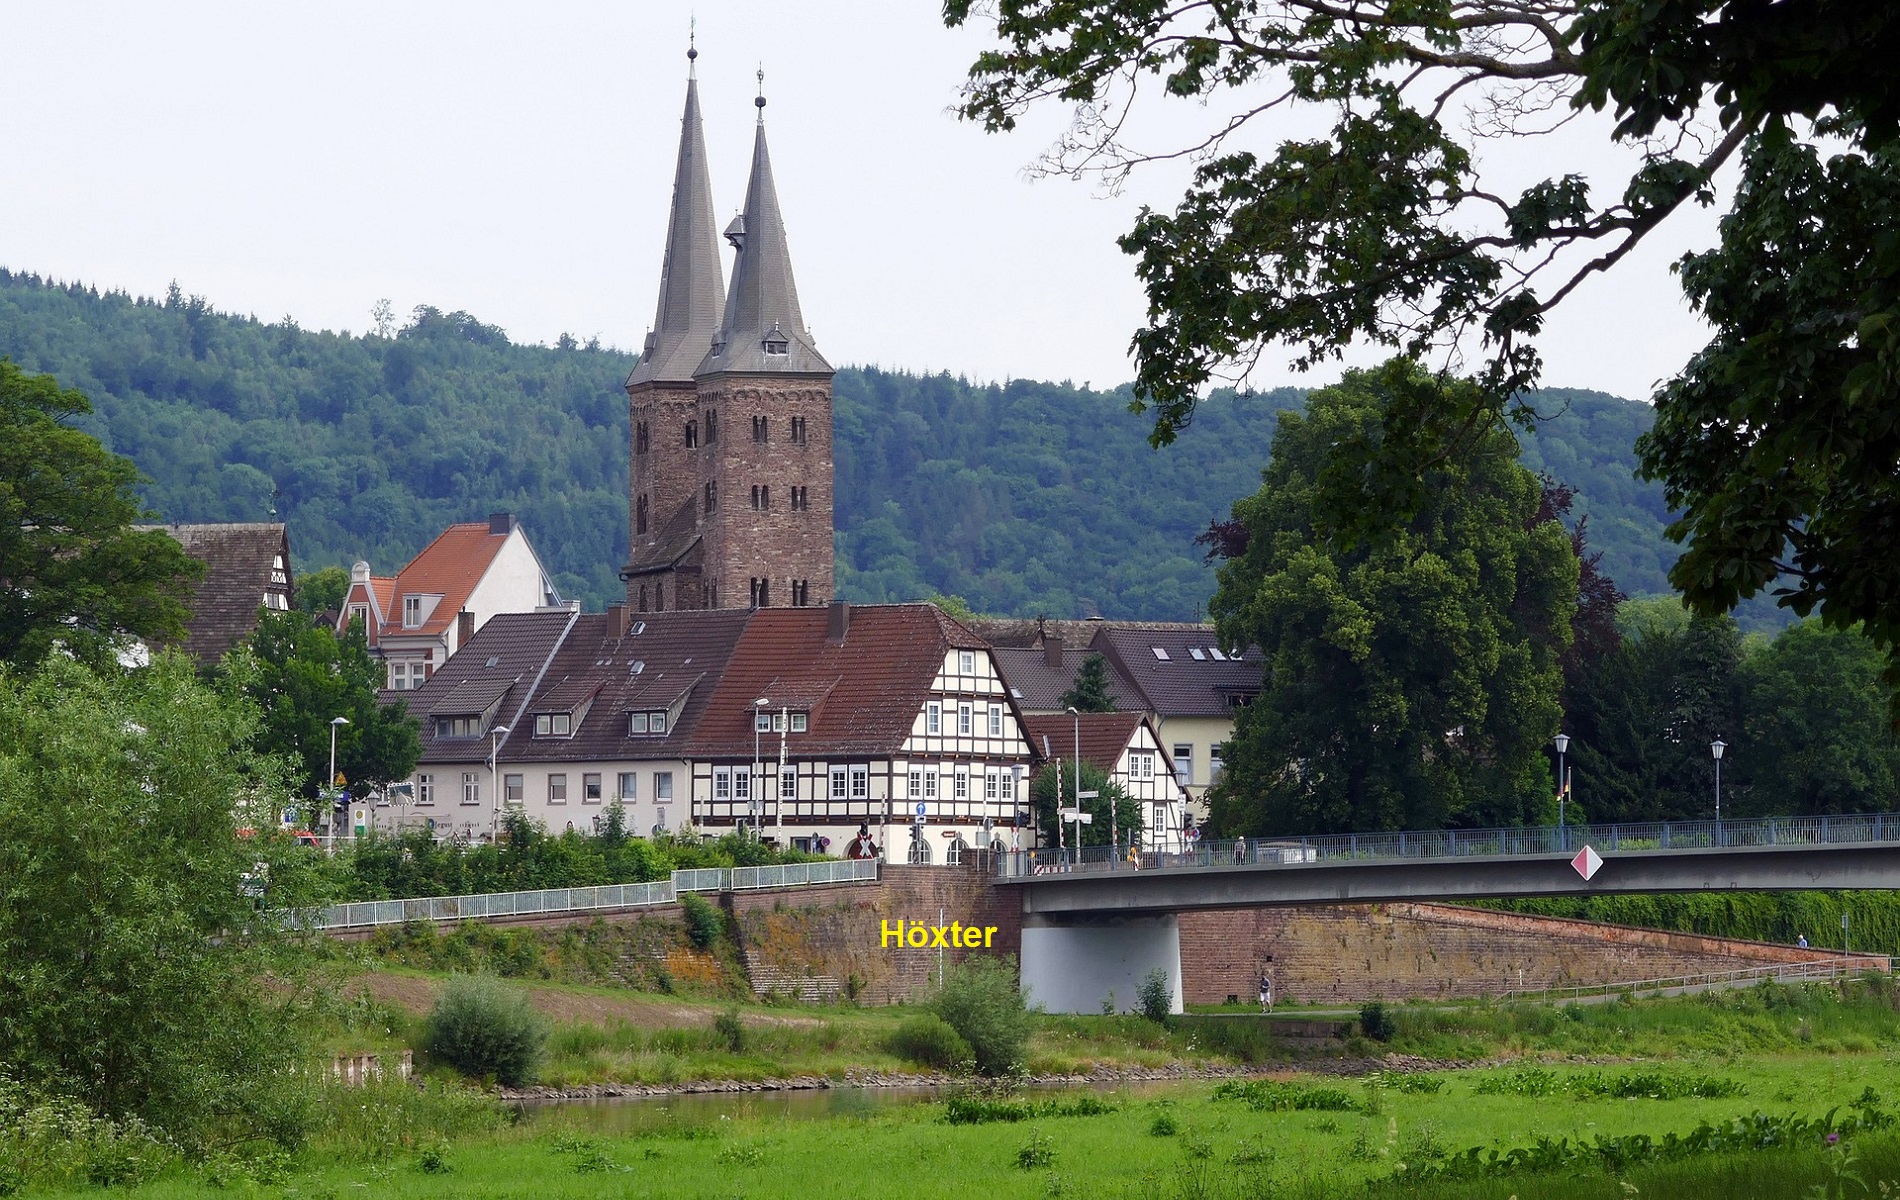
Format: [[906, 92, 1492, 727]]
[[488, 512, 516, 535], [456, 610, 474, 646], [826, 599, 851, 643], [1043, 632, 1064, 670], [607, 603, 628, 639]]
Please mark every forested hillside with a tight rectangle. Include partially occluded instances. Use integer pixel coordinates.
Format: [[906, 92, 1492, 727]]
[[0, 267, 1734, 621]]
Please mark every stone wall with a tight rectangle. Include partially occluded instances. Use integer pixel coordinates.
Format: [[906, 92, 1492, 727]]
[[1177, 901, 1883, 1005]]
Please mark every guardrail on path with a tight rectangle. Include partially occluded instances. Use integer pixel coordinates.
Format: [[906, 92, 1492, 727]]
[[997, 811, 1900, 880], [311, 858, 878, 931], [1502, 958, 1886, 1006]]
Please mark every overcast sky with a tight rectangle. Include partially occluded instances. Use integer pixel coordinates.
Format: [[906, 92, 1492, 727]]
[[1, 2, 1725, 402]]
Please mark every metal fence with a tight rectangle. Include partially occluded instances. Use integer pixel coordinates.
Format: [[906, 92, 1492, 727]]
[[312, 860, 882, 930], [996, 811, 1900, 879], [1503, 958, 1882, 1006]]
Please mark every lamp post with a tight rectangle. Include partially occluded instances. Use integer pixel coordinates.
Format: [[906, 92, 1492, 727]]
[[327, 716, 350, 846], [1067, 705, 1091, 864], [752, 698, 768, 839], [489, 724, 511, 841], [1553, 732, 1571, 843], [1711, 738, 1727, 832]]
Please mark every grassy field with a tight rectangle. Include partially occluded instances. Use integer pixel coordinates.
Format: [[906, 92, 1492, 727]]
[[38, 1052, 1900, 1200]]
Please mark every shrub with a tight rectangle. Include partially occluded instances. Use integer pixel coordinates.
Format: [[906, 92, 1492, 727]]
[[678, 892, 724, 950], [1359, 1001, 1396, 1042], [425, 975, 548, 1086], [1015, 1129, 1056, 1170], [888, 1014, 974, 1071], [928, 957, 1034, 1077], [1137, 968, 1173, 1023], [711, 1009, 748, 1053]]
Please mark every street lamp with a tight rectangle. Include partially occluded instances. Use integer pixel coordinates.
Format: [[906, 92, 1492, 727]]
[[489, 724, 511, 840], [752, 698, 769, 838], [1553, 732, 1571, 839], [327, 716, 350, 843], [1711, 738, 1727, 827]]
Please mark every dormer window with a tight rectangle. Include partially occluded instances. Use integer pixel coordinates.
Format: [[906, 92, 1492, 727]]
[[533, 712, 573, 738], [434, 715, 482, 739], [755, 711, 809, 733], [403, 596, 422, 628], [1189, 648, 1206, 661], [627, 710, 669, 736], [763, 323, 789, 356]]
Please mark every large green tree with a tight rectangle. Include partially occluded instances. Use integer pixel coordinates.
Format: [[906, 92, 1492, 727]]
[[238, 609, 420, 812], [1031, 760, 1144, 847], [943, 0, 1900, 679], [1207, 362, 1577, 834], [0, 359, 199, 667], [0, 654, 316, 1144], [1737, 620, 1900, 816]]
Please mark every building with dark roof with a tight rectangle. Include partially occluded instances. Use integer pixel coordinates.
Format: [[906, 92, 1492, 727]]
[[384, 601, 1039, 858], [1020, 711, 1189, 850], [140, 522, 294, 663], [622, 53, 835, 615]]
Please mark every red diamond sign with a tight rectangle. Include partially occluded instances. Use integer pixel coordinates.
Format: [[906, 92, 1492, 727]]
[[1571, 845, 1603, 881]]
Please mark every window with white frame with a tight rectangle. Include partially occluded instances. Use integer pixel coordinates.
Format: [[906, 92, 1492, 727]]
[[1210, 744, 1225, 783], [583, 773, 602, 802], [830, 767, 848, 799], [958, 650, 975, 675], [734, 769, 750, 801], [1000, 771, 1015, 803], [755, 711, 774, 733], [988, 704, 1003, 736], [781, 767, 797, 799], [714, 768, 732, 800], [1173, 744, 1194, 785], [908, 769, 922, 799], [617, 772, 638, 801], [954, 768, 969, 801], [925, 771, 939, 799], [504, 773, 524, 802], [403, 596, 422, 628], [348, 603, 369, 630], [926, 702, 941, 735], [548, 774, 568, 803], [654, 771, 673, 801], [958, 703, 972, 735], [791, 712, 808, 732], [416, 773, 434, 805], [985, 769, 999, 801], [850, 765, 869, 799], [534, 712, 572, 737], [461, 772, 480, 805], [1131, 752, 1154, 780]]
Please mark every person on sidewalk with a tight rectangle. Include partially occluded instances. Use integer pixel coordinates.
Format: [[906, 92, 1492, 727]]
[[1258, 973, 1274, 1013]]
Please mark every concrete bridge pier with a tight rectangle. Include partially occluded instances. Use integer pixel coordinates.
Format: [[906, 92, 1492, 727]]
[[1019, 912, 1185, 1015]]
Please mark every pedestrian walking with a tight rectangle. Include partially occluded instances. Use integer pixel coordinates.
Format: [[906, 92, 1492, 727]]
[[1259, 973, 1273, 1013], [1797, 933, 1809, 948], [1234, 835, 1247, 866]]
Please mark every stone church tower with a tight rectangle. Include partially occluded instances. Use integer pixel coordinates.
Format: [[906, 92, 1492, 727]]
[[621, 54, 835, 612]]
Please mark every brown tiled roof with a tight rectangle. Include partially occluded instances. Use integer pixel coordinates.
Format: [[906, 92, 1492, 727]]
[[1021, 712, 1147, 773], [384, 522, 515, 638], [502, 610, 751, 764], [1092, 626, 1264, 717], [622, 496, 702, 577], [968, 617, 1210, 649], [688, 603, 979, 759], [141, 523, 292, 663], [409, 610, 577, 764], [991, 645, 1147, 713]]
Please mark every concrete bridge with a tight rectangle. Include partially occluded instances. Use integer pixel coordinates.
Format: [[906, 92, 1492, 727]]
[[1005, 813, 1900, 1014]]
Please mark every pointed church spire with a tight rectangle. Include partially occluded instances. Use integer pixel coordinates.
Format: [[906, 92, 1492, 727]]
[[696, 74, 831, 377], [629, 45, 727, 387]]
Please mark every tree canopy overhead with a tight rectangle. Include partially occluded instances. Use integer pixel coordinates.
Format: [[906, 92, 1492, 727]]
[[944, 0, 1900, 680]]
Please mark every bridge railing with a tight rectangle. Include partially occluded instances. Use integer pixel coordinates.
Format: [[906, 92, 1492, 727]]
[[994, 812, 1900, 879], [309, 859, 881, 930]]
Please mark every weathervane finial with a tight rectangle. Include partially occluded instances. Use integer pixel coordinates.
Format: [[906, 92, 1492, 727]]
[[755, 64, 766, 119], [687, 18, 697, 75]]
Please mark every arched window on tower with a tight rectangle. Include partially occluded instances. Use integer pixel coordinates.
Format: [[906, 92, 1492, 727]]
[[638, 585, 648, 612], [685, 420, 698, 449], [704, 480, 717, 513], [636, 494, 649, 534], [655, 581, 665, 612], [706, 410, 718, 442], [752, 414, 769, 442], [636, 421, 649, 453], [790, 415, 806, 444]]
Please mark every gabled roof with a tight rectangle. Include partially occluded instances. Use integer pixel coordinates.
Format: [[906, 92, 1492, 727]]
[[689, 604, 982, 758], [990, 645, 1148, 714], [1021, 712, 1156, 775], [628, 67, 727, 387], [141, 522, 292, 663], [501, 610, 751, 764], [622, 495, 702, 578], [1092, 626, 1265, 718], [382, 520, 520, 639], [695, 112, 831, 377], [408, 610, 577, 764]]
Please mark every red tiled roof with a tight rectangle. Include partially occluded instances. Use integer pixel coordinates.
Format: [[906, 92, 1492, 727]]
[[689, 604, 978, 759], [385, 523, 513, 638], [1021, 713, 1147, 774]]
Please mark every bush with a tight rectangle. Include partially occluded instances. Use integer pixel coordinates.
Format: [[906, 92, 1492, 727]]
[[1359, 1001, 1396, 1042], [888, 1014, 974, 1071], [711, 1009, 748, 1053], [1137, 968, 1173, 1023], [928, 957, 1034, 1077], [425, 975, 548, 1086], [678, 892, 724, 950]]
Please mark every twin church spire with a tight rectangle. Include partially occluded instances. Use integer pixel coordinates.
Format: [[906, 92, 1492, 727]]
[[629, 51, 828, 386]]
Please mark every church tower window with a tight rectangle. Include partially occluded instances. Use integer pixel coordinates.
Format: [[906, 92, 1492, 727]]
[[790, 416, 806, 444], [636, 494, 649, 534], [752, 415, 769, 442], [685, 420, 698, 448], [706, 409, 718, 442], [636, 421, 649, 453], [704, 480, 717, 513]]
